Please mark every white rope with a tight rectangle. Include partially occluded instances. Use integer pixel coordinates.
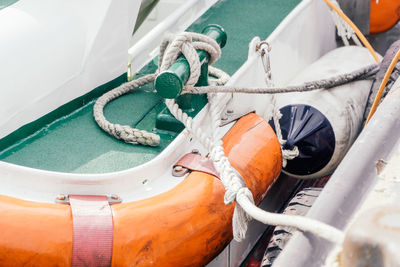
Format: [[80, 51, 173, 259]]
[[185, 63, 379, 94], [158, 32, 221, 93], [256, 43, 300, 167], [282, 146, 300, 168], [158, 34, 256, 241], [165, 95, 254, 241], [329, 0, 362, 47], [94, 32, 377, 147], [94, 31, 352, 245], [93, 32, 221, 146], [209, 65, 230, 86], [270, 94, 299, 168], [93, 74, 160, 146], [236, 192, 345, 244], [158, 33, 346, 244]]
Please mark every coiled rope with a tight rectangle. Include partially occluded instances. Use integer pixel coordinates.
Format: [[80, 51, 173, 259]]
[[156, 32, 349, 244], [93, 32, 227, 147], [92, 28, 383, 245], [93, 74, 160, 146], [93, 51, 378, 147]]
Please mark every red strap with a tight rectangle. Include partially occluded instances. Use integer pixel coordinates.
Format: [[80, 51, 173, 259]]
[[174, 153, 220, 178], [69, 195, 113, 267]]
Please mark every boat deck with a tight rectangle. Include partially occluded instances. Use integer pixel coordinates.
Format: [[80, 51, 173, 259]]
[[0, 0, 300, 173]]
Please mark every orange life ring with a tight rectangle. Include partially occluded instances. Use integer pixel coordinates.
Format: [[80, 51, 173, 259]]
[[370, 0, 400, 34], [0, 113, 282, 266]]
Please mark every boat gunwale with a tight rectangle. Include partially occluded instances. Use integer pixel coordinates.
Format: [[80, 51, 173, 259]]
[[0, 0, 335, 204]]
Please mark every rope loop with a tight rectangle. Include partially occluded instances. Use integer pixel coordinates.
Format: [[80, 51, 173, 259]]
[[93, 30, 228, 147], [158, 32, 222, 93], [93, 74, 160, 146], [282, 146, 300, 168], [94, 30, 348, 245]]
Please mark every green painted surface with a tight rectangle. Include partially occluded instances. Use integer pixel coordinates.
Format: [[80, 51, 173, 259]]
[[0, 74, 128, 152], [0, 86, 176, 174], [0, 0, 300, 173], [0, 0, 18, 10], [187, 0, 301, 76]]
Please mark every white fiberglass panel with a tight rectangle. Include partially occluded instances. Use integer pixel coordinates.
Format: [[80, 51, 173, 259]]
[[227, 0, 337, 120], [0, 0, 336, 206], [0, 0, 140, 139]]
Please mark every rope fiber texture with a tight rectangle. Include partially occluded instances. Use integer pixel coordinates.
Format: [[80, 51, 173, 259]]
[[256, 42, 300, 168], [329, 0, 361, 47], [92, 29, 378, 244], [93, 32, 224, 147], [323, 0, 379, 62], [186, 63, 379, 94], [93, 74, 160, 146]]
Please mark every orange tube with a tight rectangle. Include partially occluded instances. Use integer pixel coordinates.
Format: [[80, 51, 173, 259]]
[[0, 113, 282, 266], [370, 0, 400, 34], [322, 0, 379, 62], [111, 113, 281, 266], [0, 196, 72, 266]]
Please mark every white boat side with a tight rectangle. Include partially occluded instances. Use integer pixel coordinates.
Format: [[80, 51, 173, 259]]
[[129, 0, 220, 74], [0, 0, 141, 139], [0, 0, 340, 266], [0, 0, 335, 203]]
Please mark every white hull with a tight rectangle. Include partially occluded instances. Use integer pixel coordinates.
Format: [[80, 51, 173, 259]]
[[0, 0, 376, 265]]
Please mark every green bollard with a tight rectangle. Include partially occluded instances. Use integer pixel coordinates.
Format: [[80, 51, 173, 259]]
[[154, 24, 227, 99], [155, 24, 227, 132]]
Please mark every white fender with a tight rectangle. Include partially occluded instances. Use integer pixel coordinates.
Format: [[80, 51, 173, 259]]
[[275, 46, 378, 179]]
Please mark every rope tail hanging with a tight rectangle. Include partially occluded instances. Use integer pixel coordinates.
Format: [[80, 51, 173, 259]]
[[323, 0, 379, 62], [158, 32, 349, 243], [93, 0, 381, 244]]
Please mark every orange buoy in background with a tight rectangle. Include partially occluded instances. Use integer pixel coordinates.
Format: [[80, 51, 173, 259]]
[[370, 0, 400, 34]]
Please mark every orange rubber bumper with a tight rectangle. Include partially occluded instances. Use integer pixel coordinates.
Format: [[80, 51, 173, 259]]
[[0, 113, 282, 266]]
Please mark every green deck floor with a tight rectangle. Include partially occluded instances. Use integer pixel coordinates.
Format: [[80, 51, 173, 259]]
[[0, 0, 300, 173]]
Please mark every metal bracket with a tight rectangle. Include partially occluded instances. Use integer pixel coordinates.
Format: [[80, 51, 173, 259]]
[[56, 194, 122, 205], [218, 91, 255, 126], [172, 151, 220, 178], [172, 150, 201, 177], [256, 40, 273, 86], [220, 107, 255, 126]]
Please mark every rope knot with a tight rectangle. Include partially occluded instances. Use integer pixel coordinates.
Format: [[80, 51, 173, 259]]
[[158, 32, 222, 94], [282, 145, 299, 167]]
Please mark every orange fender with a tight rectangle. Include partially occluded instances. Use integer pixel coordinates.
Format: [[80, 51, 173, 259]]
[[370, 0, 400, 34], [0, 113, 282, 266]]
